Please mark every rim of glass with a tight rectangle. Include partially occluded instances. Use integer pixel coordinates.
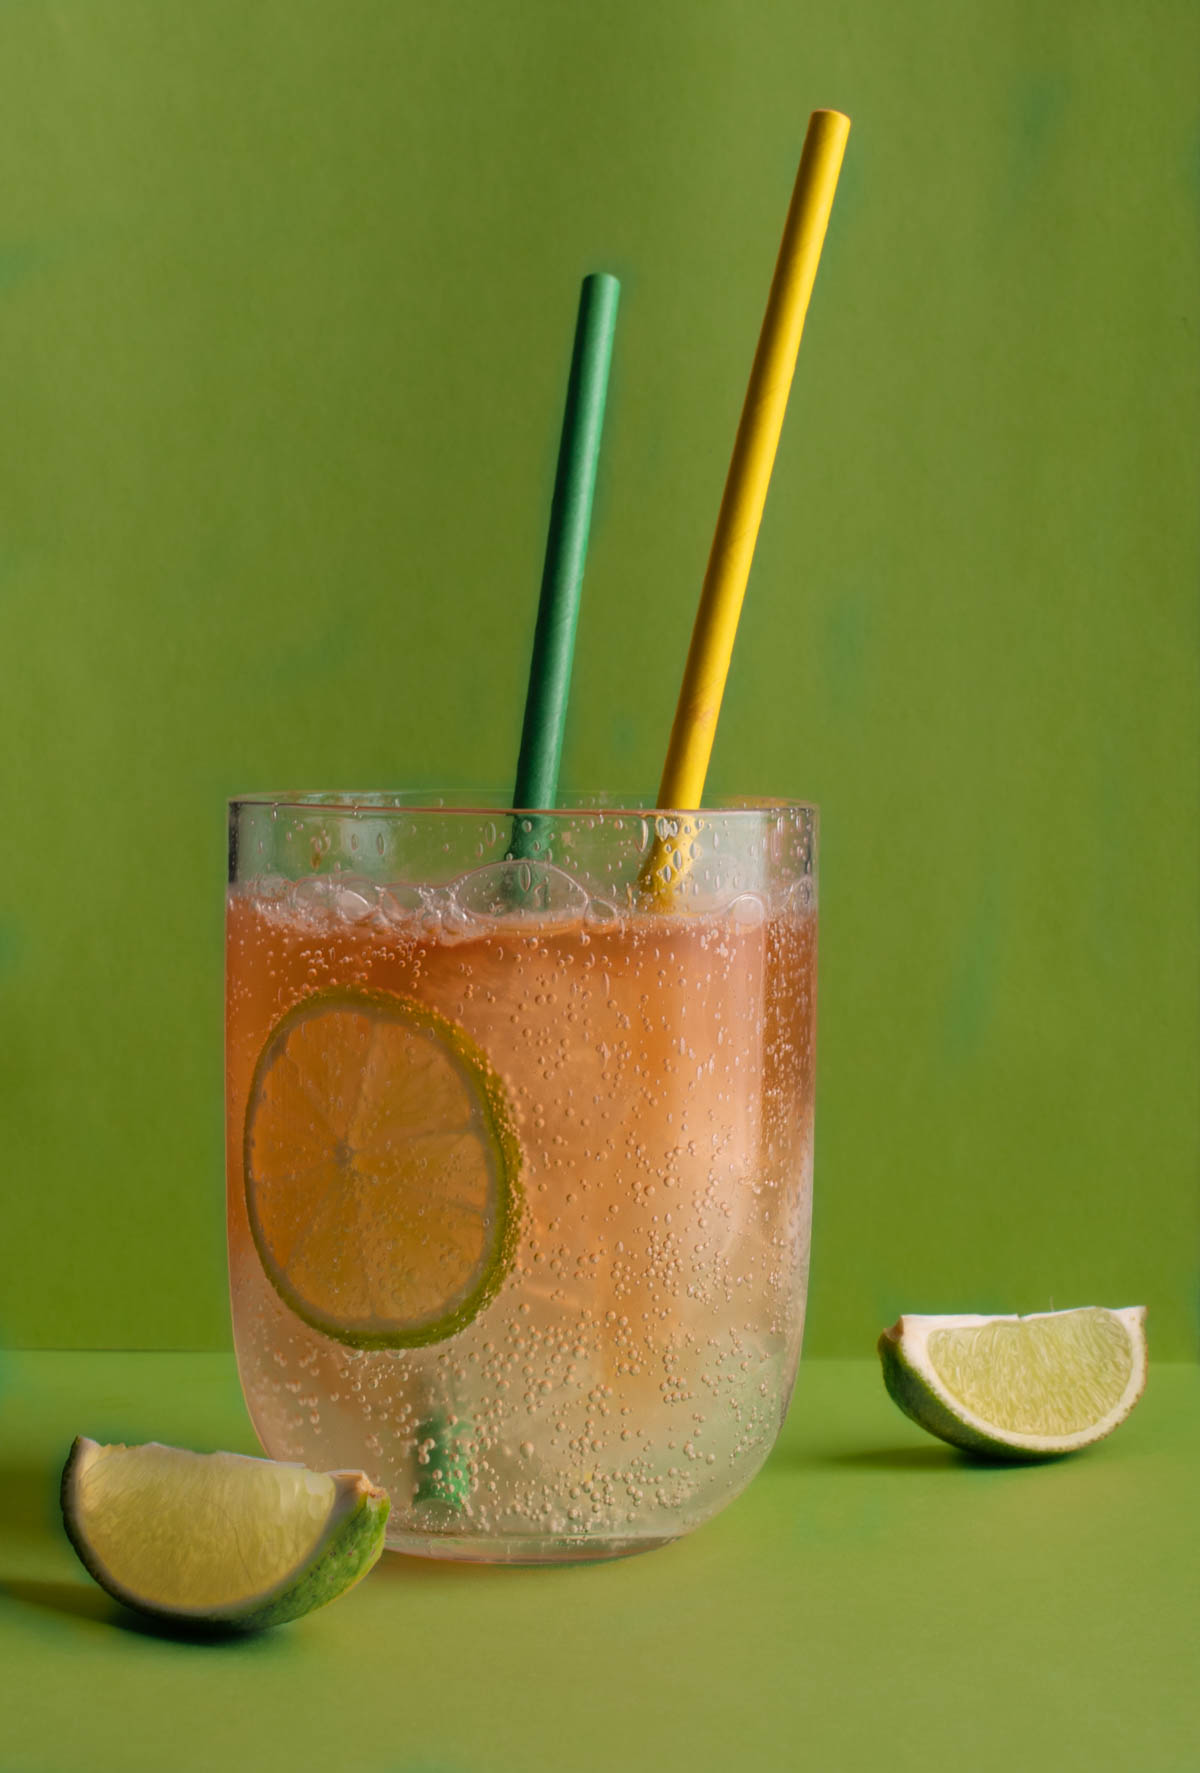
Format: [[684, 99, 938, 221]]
[[229, 791, 817, 818]]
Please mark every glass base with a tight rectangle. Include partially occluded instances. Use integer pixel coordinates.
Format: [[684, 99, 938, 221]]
[[384, 1527, 679, 1566]]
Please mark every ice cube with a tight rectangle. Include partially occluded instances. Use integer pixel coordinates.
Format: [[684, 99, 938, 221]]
[[585, 897, 622, 927], [727, 892, 766, 927], [331, 878, 378, 922], [291, 876, 335, 917], [379, 882, 428, 924], [452, 861, 589, 924]]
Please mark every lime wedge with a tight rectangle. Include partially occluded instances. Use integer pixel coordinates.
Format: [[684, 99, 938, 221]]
[[878, 1306, 1147, 1458], [244, 988, 521, 1350], [61, 1438, 389, 1629]]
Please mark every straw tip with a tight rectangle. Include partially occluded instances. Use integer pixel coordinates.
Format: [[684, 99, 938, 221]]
[[801, 109, 852, 161], [582, 269, 621, 297]]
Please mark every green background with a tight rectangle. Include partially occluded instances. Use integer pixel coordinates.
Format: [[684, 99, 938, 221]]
[[1, 1, 1196, 1357]]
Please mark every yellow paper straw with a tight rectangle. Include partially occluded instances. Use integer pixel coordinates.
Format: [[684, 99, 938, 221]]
[[642, 109, 849, 897]]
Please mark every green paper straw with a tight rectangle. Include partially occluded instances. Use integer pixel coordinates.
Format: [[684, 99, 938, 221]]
[[415, 274, 620, 1519], [509, 271, 620, 862]]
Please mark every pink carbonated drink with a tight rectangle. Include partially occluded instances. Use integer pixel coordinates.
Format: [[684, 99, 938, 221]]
[[226, 798, 816, 1562]]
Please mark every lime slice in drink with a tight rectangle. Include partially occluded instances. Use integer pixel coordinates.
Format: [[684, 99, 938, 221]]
[[877, 1306, 1147, 1458], [61, 1438, 389, 1630], [244, 988, 520, 1350]]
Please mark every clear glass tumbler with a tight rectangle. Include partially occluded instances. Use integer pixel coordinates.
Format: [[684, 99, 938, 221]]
[[226, 794, 817, 1562]]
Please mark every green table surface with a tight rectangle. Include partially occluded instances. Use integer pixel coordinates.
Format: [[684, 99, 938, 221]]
[[2, 1353, 1196, 1773]]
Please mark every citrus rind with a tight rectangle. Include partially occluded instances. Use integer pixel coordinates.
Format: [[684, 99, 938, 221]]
[[61, 1437, 389, 1630], [878, 1305, 1147, 1460], [243, 987, 522, 1351]]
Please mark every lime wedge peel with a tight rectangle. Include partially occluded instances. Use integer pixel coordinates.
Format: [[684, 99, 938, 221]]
[[61, 1438, 389, 1630], [878, 1306, 1147, 1460]]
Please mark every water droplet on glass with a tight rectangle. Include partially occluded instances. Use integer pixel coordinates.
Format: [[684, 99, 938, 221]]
[[786, 875, 816, 913]]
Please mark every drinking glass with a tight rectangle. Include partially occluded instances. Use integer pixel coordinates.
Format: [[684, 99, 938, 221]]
[[226, 794, 817, 1562]]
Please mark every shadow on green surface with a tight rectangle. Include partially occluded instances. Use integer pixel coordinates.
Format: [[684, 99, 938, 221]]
[[111, 1608, 282, 1646], [795, 1444, 963, 1472], [3, 1576, 288, 1646], [373, 1550, 546, 1584], [3, 1577, 116, 1626], [806, 1443, 1068, 1472], [372, 1539, 659, 1579]]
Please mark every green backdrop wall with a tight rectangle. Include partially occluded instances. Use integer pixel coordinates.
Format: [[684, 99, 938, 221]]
[[1, 2, 1196, 1356]]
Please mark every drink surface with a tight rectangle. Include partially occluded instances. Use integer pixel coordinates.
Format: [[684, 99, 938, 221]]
[[226, 876, 817, 1559]]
